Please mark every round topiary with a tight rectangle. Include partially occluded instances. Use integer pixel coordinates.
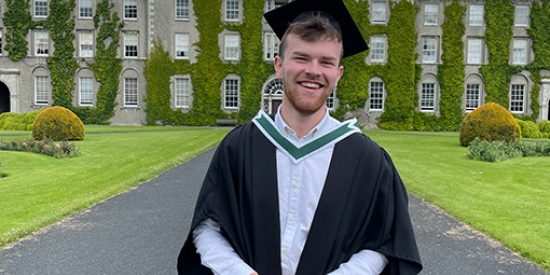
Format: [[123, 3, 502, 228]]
[[459, 102, 521, 146], [32, 106, 85, 141]]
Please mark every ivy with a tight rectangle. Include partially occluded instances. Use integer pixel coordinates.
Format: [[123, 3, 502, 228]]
[[47, 0, 78, 108], [73, 0, 124, 124], [2, 0, 33, 61]]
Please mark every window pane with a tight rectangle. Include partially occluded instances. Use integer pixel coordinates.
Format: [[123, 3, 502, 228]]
[[35, 0, 48, 17], [424, 4, 439, 25], [175, 77, 191, 108], [371, 2, 387, 23], [0, 30, 3, 56], [326, 90, 335, 110], [124, 0, 137, 19], [421, 83, 435, 111], [175, 34, 189, 59], [370, 36, 386, 62], [264, 32, 279, 60], [512, 39, 528, 65], [224, 78, 240, 108], [79, 77, 94, 106], [225, 0, 240, 21], [469, 5, 484, 26], [176, 0, 189, 20], [510, 84, 525, 113], [124, 78, 138, 106], [125, 33, 138, 57], [465, 83, 480, 111], [80, 0, 93, 18], [467, 39, 482, 64], [80, 32, 94, 57], [35, 31, 49, 56], [35, 76, 49, 104], [224, 35, 240, 61], [422, 37, 437, 64], [514, 6, 529, 26], [369, 81, 384, 111]]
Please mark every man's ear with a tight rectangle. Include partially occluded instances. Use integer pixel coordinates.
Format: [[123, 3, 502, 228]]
[[274, 55, 283, 78], [337, 65, 344, 82]]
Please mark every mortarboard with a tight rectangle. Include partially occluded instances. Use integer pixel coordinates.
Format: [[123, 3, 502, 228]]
[[263, 0, 369, 58]]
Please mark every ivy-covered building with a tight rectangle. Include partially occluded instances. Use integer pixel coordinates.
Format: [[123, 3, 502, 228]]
[[0, 0, 550, 129]]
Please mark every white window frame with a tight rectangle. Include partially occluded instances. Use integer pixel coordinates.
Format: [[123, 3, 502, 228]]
[[174, 76, 191, 109], [34, 0, 48, 18], [79, 0, 93, 19], [465, 83, 481, 112], [35, 76, 49, 105], [424, 4, 439, 26], [514, 5, 529, 27], [422, 37, 438, 64], [265, 0, 283, 12], [370, 36, 386, 63], [224, 0, 240, 22], [175, 33, 190, 59], [79, 32, 94, 58], [512, 39, 528, 65], [0, 29, 3, 56], [175, 0, 190, 20], [371, 2, 387, 24], [469, 5, 484, 26], [223, 77, 240, 109], [509, 84, 525, 113], [467, 38, 482, 65], [35, 31, 50, 57], [124, 77, 139, 107], [369, 80, 385, 111], [420, 82, 436, 112], [263, 32, 279, 61], [326, 90, 336, 111], [79, 77, 94, 106], [124, 32, 138, 58], [123, 0, 138, 20], [224, 34, 240, 61]]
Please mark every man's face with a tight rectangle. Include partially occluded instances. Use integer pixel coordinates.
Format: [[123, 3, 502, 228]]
[[274, 33, 344, 116]]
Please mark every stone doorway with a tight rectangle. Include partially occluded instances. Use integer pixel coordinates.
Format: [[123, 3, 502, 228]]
[[0, 81, 10, 114], [262, 78, 284, 115]]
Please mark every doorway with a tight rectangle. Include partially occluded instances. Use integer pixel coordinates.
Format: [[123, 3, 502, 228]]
[[262, 78, 284, 115], [0, 81, 10, 114]]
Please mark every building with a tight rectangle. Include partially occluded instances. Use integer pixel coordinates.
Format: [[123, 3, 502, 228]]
[[0, 0, 549, 127]]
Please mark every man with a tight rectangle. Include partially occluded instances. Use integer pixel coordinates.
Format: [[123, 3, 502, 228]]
[[178, 0, 422, 274]]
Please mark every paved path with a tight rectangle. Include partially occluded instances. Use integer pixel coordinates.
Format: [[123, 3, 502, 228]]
[[0, 149, 548, 275]]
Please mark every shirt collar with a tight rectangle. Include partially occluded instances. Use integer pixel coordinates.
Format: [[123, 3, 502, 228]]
[[274, 106, 330, 144]]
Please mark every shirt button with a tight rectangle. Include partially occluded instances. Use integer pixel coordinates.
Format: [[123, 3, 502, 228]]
[[292, 180, 300, 188], [282, 247, 288, 254], [289, 214, 296, 221]]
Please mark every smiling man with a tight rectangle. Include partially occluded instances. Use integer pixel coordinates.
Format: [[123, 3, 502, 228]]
[[177, 0, 422, 274]]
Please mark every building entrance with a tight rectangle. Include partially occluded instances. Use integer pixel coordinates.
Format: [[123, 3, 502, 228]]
[[0, 81, 10, 114], [262, 78, 284, 115]]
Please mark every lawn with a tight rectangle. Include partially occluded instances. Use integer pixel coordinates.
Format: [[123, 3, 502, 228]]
[[0, 126, 229, 247], [367, 130, 550, 270]]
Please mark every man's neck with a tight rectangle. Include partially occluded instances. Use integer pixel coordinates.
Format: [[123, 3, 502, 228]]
[[279, 103, 327, 139]]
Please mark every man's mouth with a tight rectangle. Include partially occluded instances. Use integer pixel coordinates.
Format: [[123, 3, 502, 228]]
[[298, 81, 323, 90]]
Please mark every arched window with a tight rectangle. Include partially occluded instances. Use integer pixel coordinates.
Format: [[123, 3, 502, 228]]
[[122, 69, 139, 107], [77, 68, 96, 107], [368, 77, 385, 112], [464, 74, 484, 112], [32, 66, 51, 106], [419, 74, 438, 112], [509, 74, 529, 114], [223, 74, 241, 111]]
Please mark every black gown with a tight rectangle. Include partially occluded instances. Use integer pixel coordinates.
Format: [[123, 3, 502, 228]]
[[177, 121, 422, 275]]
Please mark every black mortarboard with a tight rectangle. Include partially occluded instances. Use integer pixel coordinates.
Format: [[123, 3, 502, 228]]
[[263, 0, 368, 58]]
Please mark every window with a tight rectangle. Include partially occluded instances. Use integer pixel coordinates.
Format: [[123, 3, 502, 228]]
[[34, 0, 48, 18], [174, 77, 191, 108], [124, 0, 137, 20], [510, 84, 525, 113], [264, 32, 279, 61], [225, 0, 240, 22], [176, 0, 190, 20], [79, 77, 94, 106], [370, 36, 386, 63], [420, 83, 436, 112], [369, 81, 384, 111], [35, 76, 49, 105], [422, 37, 437, 64], [265, 0, 283, 12], [465, 83, 481, 111], [175, 33, 189, 59], [79, 32, 94, 58], [326, 90, 336, 110], [514, 5, 529, 27], [424, 4, 439, 26], [224, 78, 240, 109], [224, 34, 240, 61], [512, 39, 528, 65], [79, 0, 93, 18], [469, 5, 484, 26], [35, 31, 49, 56], [371, 2, 387, 24], [467, 39, 482, 64], [124, 32, 138, 58], [124, 77, 138, 107], [0, 30, 3, 56]]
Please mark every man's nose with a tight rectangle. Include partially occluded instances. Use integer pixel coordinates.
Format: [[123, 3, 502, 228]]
[[304, 61, 321, 78]]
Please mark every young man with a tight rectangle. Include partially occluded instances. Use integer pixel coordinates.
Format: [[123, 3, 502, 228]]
[[178, 0, 422, 274]]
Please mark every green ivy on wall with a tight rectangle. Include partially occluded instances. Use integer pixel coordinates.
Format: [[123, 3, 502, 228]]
[[47, 0, 78, 108], [73, 0, 123, 124], [3, 0, 32, 61]]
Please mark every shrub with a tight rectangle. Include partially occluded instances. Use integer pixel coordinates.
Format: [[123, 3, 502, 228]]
[[467, 138, 523, 162], [32, 106, 85, 141], [0, 112, 39, 130], [459, 102, 521, 146], [0, 139, 80, 158], [516, 119, 541, 139], [538, 121, 550, 138]]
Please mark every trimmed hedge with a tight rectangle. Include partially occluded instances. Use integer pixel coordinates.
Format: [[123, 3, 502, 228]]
[[460, 102, 521, 146], [32, 106, 85, 141], [516, 119, 541, 139], [0, 112, 39, 130]]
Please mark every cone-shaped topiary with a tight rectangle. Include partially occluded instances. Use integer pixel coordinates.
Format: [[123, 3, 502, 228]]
[[32, 106, 85, 141], [459, 102, 521, 146]]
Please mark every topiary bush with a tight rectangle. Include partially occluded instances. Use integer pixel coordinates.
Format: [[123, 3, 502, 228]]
[[459, 102, 521, 146], [516, 119, 541, 139], [32, 106, 85, 141]]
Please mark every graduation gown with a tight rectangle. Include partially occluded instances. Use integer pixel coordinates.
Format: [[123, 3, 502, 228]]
[[177, 120, 422, 274]]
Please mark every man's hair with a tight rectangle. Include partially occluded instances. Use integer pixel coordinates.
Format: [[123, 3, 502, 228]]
[[278, 13, 343, 61]]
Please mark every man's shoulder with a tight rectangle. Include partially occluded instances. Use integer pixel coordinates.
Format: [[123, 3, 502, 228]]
[[340, 131, 384, 155], [219, 121, 260, 147]]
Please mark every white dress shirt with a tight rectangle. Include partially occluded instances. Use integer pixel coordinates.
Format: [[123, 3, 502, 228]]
[[193, 109, 388, 275]]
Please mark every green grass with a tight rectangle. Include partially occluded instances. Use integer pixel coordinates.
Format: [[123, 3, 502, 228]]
[[366, 130, 550, 270], [0, 126, 229, 247]]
